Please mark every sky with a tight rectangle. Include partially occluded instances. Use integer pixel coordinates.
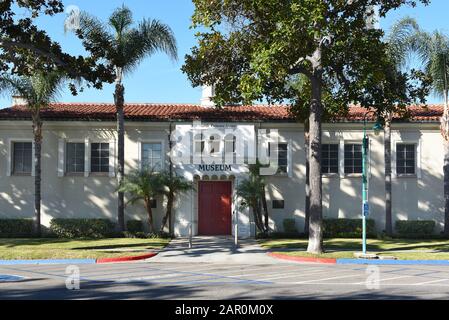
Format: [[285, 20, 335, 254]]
[[0, 0, 448, 108]]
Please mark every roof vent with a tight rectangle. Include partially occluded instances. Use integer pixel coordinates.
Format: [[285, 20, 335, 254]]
[[12, 95, 27, 106], [200, 85, 215, 108]]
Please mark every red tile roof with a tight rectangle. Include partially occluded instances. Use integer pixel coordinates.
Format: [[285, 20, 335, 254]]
[[0, 103, 443, 123]]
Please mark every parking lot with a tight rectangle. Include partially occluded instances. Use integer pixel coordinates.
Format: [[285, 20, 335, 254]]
[[1, 261, 449, 299]]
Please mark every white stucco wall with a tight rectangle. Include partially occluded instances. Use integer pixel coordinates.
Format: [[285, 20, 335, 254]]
[[0, 119, 444, 235]]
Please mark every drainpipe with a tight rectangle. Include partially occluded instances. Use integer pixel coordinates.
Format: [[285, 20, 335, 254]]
[[168, 122, 174, 237]]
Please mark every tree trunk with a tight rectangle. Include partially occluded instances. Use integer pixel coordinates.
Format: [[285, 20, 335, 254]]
[[444, 140, 449, 237], [304, 123, 310, 235], [145, 198, 155, 233], [262, 184, 269, 233], [32, 117, 42, 237], [114, 82, 125, 231], [307, 73, 323, 254], [160, 192, 174, 233], [384, 116, 393, 236]]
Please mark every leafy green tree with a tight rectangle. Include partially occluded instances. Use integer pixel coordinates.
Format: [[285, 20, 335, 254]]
[[159, 172, 193, 234], [0, 71, 66, 236], [183, 0, 429, 253], [388, 17, 449, 236], [0, 0, 113, 91], [69, 5, 178, 231], [118, 168, 164, 233]]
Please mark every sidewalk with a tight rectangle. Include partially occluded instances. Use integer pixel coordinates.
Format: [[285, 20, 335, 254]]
[[149, 236, 289, 264]]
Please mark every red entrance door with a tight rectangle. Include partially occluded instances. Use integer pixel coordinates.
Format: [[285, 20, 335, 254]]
[[198, 181, 232, 235]]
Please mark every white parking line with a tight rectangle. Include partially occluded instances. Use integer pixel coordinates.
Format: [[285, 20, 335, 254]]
[[261, 269, 337, 281], [291, 274, 358, 284], [415, 278, 449, 286], [352, 275, 413, 285]]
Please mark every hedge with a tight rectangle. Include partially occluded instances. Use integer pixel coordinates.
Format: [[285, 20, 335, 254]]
[[50, 219, 116, 239], [283, 219, 298, 233], [323, 218, 376, 238], [395, 220, 435, 238], [126, 220, 144, 233], [0, 219, 34, 237]]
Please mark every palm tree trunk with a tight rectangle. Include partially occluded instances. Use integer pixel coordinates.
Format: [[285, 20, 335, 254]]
[[384, 116, 393, 236], [161, 192, 174, 233], [32, 116, 42, 237], [307, 72, 324, 254], [144, 198, 155, 233], [442, 64, 449, 237], [304, 123, 310, 235], [114, 81, 126, 232]]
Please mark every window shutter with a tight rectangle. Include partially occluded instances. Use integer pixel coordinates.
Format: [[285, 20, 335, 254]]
[[391, 140, 397, 178], [417, 140, 422, 179], [31, 142, 36, 177], [58, 139, 65, 177], [84, 138, 89, 177], [109, 140, 115, 177], [138, 140, 142, 170], [6, 139, 11, 177]]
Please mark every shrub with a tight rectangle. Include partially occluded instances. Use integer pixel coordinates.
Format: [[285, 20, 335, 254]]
[[283, 219, 297, 233], [395, 220, 435, 238], [50, 219, 115, 239], [0, 219, 34, 237], [126, 220, 143, 233], [323, 218, 376, 238]]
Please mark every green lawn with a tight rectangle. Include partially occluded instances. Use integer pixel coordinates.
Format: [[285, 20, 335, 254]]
[[260, 238, 449, 260], [0, 238, 170, 260]]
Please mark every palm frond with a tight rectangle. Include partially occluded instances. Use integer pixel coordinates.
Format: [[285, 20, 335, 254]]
[[75, 11, 114, 51], [109, 5, 133, 37], [139, 18, 178, 61]]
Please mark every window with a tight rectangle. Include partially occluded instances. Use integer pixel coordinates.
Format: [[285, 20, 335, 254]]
[[208, 135, 221, 154], [397, 143, 416, 175], [224, 134, 236, 154], [66, 143, 85, 173], [322, 144, 339, 174], [91, 143, 109, 173], [344, 143, 363, 174], [194, 133, 205, 154], [13, 142, 32, 175], [272, 200, 285, 209], [269, 142, 288, 174], [150, 199, 157, 209], [142, 142, 163, 171]]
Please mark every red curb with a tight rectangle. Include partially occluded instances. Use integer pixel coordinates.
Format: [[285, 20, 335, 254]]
[[96, 252, 158, 264], [268, 252, 337, 264]]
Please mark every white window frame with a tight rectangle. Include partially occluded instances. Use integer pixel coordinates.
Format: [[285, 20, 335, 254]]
[[59, 139, 87, 177], [89, 140, 115, 177], [392, 140, 421, 179], [343, 141, 365, 177], [7, 138, 34, 177], [139, 140, 165, 171], [269, 140, 291, 177], [321, 142, 340, 177]]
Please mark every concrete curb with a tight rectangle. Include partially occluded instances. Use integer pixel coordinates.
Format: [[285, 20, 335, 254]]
[[96, 252, 158, 264], [268, 253, 449, 266], [267, 252, 337, 264], [337, 259, 449, 266], [0, 252, 158, 265]]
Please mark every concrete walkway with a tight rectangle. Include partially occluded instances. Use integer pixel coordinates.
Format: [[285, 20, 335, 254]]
[[149, 236, 287, 264]]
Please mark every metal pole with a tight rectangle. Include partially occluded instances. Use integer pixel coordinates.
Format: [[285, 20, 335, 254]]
[[234, 210, 239, 248], [189, 223, 192, 249], [362, 118, 368, 255]]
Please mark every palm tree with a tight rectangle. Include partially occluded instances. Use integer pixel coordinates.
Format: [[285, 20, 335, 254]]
[[388, 17, 449, 236], [159, 171, 193, 235], [118, 168, 164, 233], [69, 5, 177, 231], [0, 71, 65, 236]]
